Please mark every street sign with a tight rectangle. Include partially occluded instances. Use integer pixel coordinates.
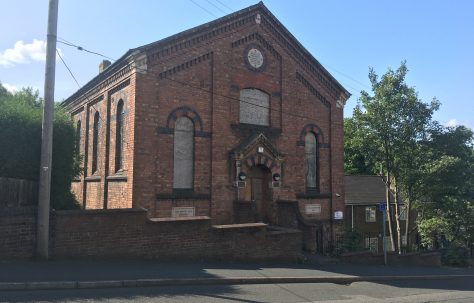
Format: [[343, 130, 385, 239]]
[[378, 202, 386, 211]]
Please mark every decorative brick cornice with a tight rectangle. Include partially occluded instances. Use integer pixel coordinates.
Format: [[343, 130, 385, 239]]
[[296, 72, 331, 108], [108, 79, 130, 96], [147, 16, 255, 64], [260, 12, 346, 100], [231, 32, 281, 60], [159, 53, 211, 79], [64, 63, 133, 109]]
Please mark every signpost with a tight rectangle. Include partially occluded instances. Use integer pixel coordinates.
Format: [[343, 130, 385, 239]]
[[379, 202, 388, 265]]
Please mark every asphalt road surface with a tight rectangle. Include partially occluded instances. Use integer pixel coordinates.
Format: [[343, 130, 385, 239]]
[[1, 278, 473, 303]]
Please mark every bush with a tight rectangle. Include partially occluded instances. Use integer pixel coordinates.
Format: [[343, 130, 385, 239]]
[[442, 245, 468, 267], [337, 229, 364, 254], [0, 84, 82, 209]]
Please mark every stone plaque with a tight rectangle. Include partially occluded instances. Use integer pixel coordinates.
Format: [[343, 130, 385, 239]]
[[305, 204, 321, 214], [172, 207, 195, 217], [247, 48, 264, 69], [239, 88, 269, 126]]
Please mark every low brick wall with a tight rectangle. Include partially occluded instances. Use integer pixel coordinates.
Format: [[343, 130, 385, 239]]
[[340, 250, 442, 267], [0, 207, 37, 259], [51, 208, 302, 262]]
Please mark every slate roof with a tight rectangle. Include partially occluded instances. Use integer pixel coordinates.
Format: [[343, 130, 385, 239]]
[[345, 175, 398, 206], [62, 1, 350, 107]]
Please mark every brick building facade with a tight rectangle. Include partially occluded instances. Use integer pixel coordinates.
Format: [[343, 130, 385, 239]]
[[63, 2, 349, 253]]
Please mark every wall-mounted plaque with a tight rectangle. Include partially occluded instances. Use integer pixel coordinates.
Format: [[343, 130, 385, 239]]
[[247, 48, 264, 69], [305, 204, 321, 214], [172, 207, 195, 217]]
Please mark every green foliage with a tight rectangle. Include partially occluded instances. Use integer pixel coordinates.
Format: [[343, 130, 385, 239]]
[[416, 126, 474, 250], [345, 62, 473, 257], [0, 82, 82, 209], [441, 246, 469, 266], [344, 117, 377, 175], [338, 229, 364, 254]]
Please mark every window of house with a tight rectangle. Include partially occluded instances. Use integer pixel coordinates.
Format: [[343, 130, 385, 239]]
[[115, 100, 124, 172], [399, 205, 407, 220], [305, 132, 318, 190], [365, 206, 376, 222], [401, 235, 407, 246], [75, 120, 81, 154], [173, 116, 194, 189], [365, 237, 378, 253], [92, 112, 100, 174], [384, 236, 394, 252], [239, 88, 269, 126]]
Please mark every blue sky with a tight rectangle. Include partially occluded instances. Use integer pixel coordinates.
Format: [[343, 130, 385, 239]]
[[1, 0, 473, 127]]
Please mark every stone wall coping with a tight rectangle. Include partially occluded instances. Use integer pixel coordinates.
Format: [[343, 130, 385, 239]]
[[212, 223, 267, 229], [148, 216, 211, 223], [233, 200, 253, 204], [276, 199, 298, 204], [53, 208, 148, 216]]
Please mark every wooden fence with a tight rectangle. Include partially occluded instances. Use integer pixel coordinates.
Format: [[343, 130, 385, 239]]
[[0, 177, 38, 208]]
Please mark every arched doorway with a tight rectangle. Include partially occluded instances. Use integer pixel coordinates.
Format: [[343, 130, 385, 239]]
[[244, 164, 272, 222]]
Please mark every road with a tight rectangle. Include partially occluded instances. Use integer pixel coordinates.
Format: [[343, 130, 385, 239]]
[[1, 278, 473, 302]]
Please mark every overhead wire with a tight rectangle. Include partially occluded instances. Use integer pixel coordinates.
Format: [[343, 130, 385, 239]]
[[205, 0, 228, 14], [188, 0, 218, 18], [214, 0, 233, 12], [57, 17, 364, 132]]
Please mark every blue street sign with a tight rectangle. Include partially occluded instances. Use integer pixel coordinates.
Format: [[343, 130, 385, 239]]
[[378, 202, 386, 211]]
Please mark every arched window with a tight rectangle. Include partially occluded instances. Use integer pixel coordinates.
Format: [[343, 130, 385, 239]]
[[75, 120, 81, 154], [115, 100, 124, 172], [92, 112, 100, 174], [173, 116, 194, 189], [239, 88, 270, 126], [305, 132, 318, 190]]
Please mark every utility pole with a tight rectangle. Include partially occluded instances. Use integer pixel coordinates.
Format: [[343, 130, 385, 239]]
[[37, 0, 59, 259]]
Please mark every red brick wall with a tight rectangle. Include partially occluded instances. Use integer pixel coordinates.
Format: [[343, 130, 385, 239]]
[[51, 208, 301, 261], [64, 9, 347, 250], [0, 207, 36, 259], [67, 70, 136, 210]]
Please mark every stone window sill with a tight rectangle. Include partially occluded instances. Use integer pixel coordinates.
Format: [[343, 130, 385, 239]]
[[106, 174, 127, 181], [85, 175, 101, 182]]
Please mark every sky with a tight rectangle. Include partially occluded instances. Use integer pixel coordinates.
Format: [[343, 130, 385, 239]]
[[1, 0, 473, 128]]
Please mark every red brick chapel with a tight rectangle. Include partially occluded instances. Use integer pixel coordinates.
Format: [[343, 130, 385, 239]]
[[62, 2, 350, 253]]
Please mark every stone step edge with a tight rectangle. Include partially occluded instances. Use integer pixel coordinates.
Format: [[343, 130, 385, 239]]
[[1, 275, 473, 291]]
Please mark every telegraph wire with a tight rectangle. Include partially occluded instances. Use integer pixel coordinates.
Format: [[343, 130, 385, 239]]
[[205, 0, 228, 14], [188, 0, 219, 18], [57, 17, 364, 132], [57, 37, 347, 129], [56, 48, 135, 148], [57, 38, 115, 62], [214, 0, 233, 12], [56, 49, 81, 88]]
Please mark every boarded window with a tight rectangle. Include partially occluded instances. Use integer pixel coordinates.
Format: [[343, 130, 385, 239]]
[[239, 89, 269, 126], [305, 132, 318, 188], [115, 100, 124, 172], [92, 112, 100, 174], [365, 206, 376, 222], [173, 117, 194, 189], [75, 120, 81, 154]]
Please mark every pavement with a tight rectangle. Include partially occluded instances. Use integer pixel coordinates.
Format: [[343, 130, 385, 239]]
[[1, 258, 473, 291]]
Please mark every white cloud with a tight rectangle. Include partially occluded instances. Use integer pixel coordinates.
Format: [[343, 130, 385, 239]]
[[2, 83, 19, 93], [444, 119, 470, 128], [0, 39, 47, 67]]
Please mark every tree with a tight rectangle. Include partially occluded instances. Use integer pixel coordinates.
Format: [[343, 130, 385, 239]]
[[351, 61, 439, 252], [416, 126, 474, 251], [0, 82, 82, 209], [344, 117, 377, 175]]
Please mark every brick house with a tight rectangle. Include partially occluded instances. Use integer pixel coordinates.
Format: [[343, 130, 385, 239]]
[[62, 2, 350, 253], [345, 175, 416, 253]]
